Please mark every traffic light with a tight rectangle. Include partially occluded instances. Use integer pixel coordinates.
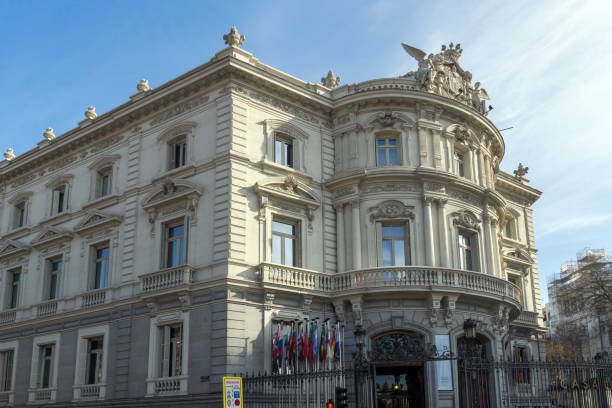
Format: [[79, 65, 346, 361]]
[[326, 399, 334, 408], [335, 386, 348, 408]]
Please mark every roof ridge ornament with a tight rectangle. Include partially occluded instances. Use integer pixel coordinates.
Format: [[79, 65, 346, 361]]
[[321, 70, 340, 88], [223, 26, 245, 48], [402, 42, 490, 115], [137, 78, 151, 92], [85, 106, 97, 120], [3, 148, 15, 161], [513, 163, 529, 180], [43, 127, 55, 141]]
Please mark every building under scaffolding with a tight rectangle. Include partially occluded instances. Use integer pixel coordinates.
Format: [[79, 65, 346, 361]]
[[548, 248, 612, 358]]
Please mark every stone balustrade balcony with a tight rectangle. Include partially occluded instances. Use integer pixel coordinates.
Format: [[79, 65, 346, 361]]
[[139, 265, 194, 296], [259, 262, 522, 314], [146, 376, 188, 396], [511, 310, 540, 327], [73, 383, 106, 400]]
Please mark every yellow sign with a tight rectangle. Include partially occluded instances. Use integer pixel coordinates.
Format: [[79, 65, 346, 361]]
[[223, 376, 243, 408]]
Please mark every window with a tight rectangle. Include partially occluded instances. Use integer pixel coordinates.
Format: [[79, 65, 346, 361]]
[[13, 200, 27, 229], [508, 274, 523, 305], [274, 135, 293, 168], [504, 217, 518, 240], [455, 152, 465, 177], [0, 349, 14, 392], [381, 225, 407, 266], [91, 245, 109, 290], [169, 137, 187, 170], [159, 324, 183, 378], [272, 220, 297, 266], [86, 337, 104, 385], [458, 233, 475, 271], [376, 137, 399, 166], [38, 344, 55, 389], [45, 258, 62, 300], [96, 168, 112, 198], [512, 346, 531, 384], [6, 269, 21, 309], [52, 185, 67, 214], [164, 223, 185, 268]]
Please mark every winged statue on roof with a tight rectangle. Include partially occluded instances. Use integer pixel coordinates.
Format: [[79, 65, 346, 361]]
[[401, 42, 490, 114]]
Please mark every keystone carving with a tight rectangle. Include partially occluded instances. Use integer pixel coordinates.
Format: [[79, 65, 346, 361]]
[[369, 200, 415, 221], [452, 210, 480, 230], [375, 111, 399, 127]]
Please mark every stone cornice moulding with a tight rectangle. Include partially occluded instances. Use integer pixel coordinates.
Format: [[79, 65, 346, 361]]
[[7, 191, 33, 205], [502, 247, 535, 267], [0, 239, 31, 261], [263, 119, 309, 140], [30, 226, 73, 249], [74, 211, 122, 235], [44, 173, 74, 189]]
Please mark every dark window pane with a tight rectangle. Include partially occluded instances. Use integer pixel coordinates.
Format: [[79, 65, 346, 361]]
[[382, 240, 392, 266], [377, 149, 387, 166], [388, 149, 398, 165]]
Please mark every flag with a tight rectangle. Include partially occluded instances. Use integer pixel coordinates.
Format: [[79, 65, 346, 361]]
[[334, 324, 341, 362], [320, 323, 327, 362], [276, 323, 284, 362], [308, 321, 315, 361], [297, 322, 303, 361], [326, 321, 332, 362], [312, 321, 319, 361], [273, 323, 281, 361], [330, 325, 336, 361]]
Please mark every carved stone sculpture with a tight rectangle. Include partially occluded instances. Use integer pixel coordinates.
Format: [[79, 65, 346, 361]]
[[85, 106, 97, 120], [513, 163, 529, 179], [375, 111, 399, 127], [223, 26, 245, 47], [402, 42, 490, 114], [137, 79, 151, 92], [3, 148, 15, 161], [452, 210, 480, 230], [321, 70, 340, 88], [43, 127, 55, 141]]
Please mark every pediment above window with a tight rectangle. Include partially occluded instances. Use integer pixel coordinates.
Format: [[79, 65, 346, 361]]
[[88, 154, 121, 170], [451, 210, 481, 231], [74, 211, 122, 235], [8, 191, 33, 205], [264, 119, 309, 140], [31, 226, 73, 248], [141, 178, 204, 212], [255, 175, 320, 210], [369, 200, 415, 222], [156, 122, 198, 143], [503, 247, 534, 266], [45, 173, 74, 189], [0, 239, 31, 261]]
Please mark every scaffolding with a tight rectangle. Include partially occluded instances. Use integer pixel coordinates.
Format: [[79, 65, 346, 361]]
[[547, 248, 612, 358]]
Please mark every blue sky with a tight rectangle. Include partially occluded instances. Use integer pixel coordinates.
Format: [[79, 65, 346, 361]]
[[1, 0, 610, 303]]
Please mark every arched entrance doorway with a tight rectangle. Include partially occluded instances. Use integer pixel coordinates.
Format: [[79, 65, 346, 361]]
[[371, 331, 427, 408], [457, 334, 491, 408]]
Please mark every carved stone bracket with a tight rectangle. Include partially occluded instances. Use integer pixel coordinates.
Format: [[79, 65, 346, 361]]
[[264, 292, 275, 311], [493, 304, 510, 335], [332, 299, 345, 322], [429, 294, 443, 327], [178, 294, 191, 307], [445, 295, 459, 328], [302, 296, 313, 315], [350, 296, 363, 327]]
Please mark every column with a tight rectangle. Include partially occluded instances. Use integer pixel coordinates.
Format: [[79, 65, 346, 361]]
[[264, 204, 272, 262], [468, 150, 477, 181], [478, 150, 486, 187], [335, 204, 346, 273], [417, 126, 428, 167], [432, 130, 442, 169], [263, 293, 275, 373], [484, 155, 492, 188], [351, 200, 362, 270], [401, 126, 410, 166], [491, 219, 503, 277], [483, 215, 494, 275], [423, 197, 435, 266], [366, 128, 376, 168], [437, 199, 450, 267], [334, 134, 343, 173]]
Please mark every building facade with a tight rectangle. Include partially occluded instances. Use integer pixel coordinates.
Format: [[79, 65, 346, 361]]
[[0, 28, 545, 407], [548, 248, 612, 359]]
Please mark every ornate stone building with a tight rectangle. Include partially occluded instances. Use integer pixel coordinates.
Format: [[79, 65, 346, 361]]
[[0, 28, 545, 407]]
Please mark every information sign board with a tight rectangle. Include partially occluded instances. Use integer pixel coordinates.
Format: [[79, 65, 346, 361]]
[[222, 377, 243, 408]]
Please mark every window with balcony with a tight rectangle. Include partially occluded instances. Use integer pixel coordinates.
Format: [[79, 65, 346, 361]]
[[376, 137, 399, 166], [169, 137, 187, 170], [381, 225, 407, 266], [45, 258, 62, 300], [6, 269, 21, 310], [90, 244, 109, 290], [73, 325, 108, 400], [147, 312, 189, 396], [164, 222, 185, 268], [272, 219, 298, 267], [28, 334, 60, 403], [85, 337, 104, 385], [458, 232, 478, 271], [0, 349, 14, 393], [96, 168, 112, 199], [274, 134, 293, 168], [37, 344, 55, 389]]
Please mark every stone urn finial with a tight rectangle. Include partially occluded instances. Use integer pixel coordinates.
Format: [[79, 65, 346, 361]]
[[43, 127, 55, 141], [137, 78, 151, 92], [85, 106, 97, 120], [3, 148, 15, 161], [321, 70, 341, 88], [223, 26, 245, 47]]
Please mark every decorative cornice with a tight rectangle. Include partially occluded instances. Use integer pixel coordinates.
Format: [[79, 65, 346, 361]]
[[30, 226, 73, 249], [74, 211, 122, 235], [0, 239, 31, 261]]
